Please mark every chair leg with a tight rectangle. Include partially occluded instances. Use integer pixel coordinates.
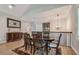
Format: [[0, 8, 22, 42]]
[[33, 46, 36, 55], [30, 45, 32, 53], [56, 49, 58, 55], [25, 44, 27, 51]]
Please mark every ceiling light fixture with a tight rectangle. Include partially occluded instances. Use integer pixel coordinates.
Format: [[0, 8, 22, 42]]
[[8, 4, 15, 9]]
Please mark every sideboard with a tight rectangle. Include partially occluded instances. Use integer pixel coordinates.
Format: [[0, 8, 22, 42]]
[[6, 32, 23, 42]]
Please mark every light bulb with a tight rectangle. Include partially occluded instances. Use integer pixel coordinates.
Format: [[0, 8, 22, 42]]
[[8, 4, 15, 9]]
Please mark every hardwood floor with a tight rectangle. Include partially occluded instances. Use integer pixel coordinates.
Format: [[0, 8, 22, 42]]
[[0, 39, 76, 55], [61, 46, 76, 55], [0, 39, 24, 55]]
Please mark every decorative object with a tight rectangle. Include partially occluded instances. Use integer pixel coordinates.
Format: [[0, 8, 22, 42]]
[[57, 14, 59, 16], [56, 26, 60, 30], [7, 18, 21, 28]]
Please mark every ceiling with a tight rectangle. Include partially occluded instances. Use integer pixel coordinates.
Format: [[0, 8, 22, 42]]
[[0, 4, 31, 17], [0, 4, 68, 18], [23, 4, 68, 17]]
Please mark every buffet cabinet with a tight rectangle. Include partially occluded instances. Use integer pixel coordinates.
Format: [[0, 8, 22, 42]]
[[7, 32, 23, 42]]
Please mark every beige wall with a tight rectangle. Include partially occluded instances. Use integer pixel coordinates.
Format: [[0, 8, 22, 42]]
[[0, 11, 22, 44], [31, 5, 72, 32], [21, 20, 31, 34], [70, 5, 79, 54], [28, 5, 72, 46], [0, 11, 30, 44]]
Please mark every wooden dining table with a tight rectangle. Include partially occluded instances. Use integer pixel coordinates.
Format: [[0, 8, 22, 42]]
[[43, 38, 55, 55], [31, 38, 55, 55], [24, 36, 55, 55]]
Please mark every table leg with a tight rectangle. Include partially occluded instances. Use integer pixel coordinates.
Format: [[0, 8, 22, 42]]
[[46, 41, 48, 55]]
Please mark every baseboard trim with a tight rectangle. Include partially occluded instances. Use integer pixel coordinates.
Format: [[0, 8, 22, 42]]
[[0, 40, 6, 44], [71, 46, 79, 55]]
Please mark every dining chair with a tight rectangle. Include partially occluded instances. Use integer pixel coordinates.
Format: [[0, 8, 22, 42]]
[[24, 33, 33, 53], [48, 33, 62, 55], [33, 39, 46, 55], [32, 32, 42, 39]]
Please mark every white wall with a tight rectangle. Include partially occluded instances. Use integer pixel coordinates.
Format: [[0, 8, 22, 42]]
[[30, 5, 72, 46], [31, 5, 72, 32], [0, 11, 32, 44], [70, 5, 79, 54], [0, 11, 21, 44], [21, 20, 31, 34]]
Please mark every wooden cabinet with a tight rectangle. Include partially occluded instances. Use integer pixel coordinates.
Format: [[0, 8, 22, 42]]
[[42, 23, 50, 39], [7, 32, 23, 42]]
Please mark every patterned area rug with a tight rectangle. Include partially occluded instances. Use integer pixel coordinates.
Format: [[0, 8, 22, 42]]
[[12, 49, 30, 55], [12, 46, 61, 55], [12, 45, 30, 55]]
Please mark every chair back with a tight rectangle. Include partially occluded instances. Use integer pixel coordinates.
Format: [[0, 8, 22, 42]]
[[57, 33, 62, 48], [24, 33, 31, 45], [33, 39, 45, 48], [32, 32, 42, 39]]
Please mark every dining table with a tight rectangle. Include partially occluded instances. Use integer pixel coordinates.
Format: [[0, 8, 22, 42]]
[[43, 38, 55, 55], [31, 38, 55, 55], [24, 36, 55, 55]]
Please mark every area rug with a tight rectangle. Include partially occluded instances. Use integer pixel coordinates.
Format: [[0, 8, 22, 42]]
[[12, 46, 61, 55], [12, 49, 30, 55], [12, 45, 30, 55]]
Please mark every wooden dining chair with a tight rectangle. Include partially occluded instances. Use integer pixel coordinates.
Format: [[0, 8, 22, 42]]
[[33, 39, 46, 55], [32, 32, 42, 39], [32, 32, 46, 54], [24, 33, 33, 53], [48, 33, 62, 55]]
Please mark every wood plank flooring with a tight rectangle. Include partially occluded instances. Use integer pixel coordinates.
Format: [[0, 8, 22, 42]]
[[61, 46, 76, 55], [0, 39, 76, 55]]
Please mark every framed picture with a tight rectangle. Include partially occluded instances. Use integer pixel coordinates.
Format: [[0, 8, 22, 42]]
[[7, 18, 21, 28]]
